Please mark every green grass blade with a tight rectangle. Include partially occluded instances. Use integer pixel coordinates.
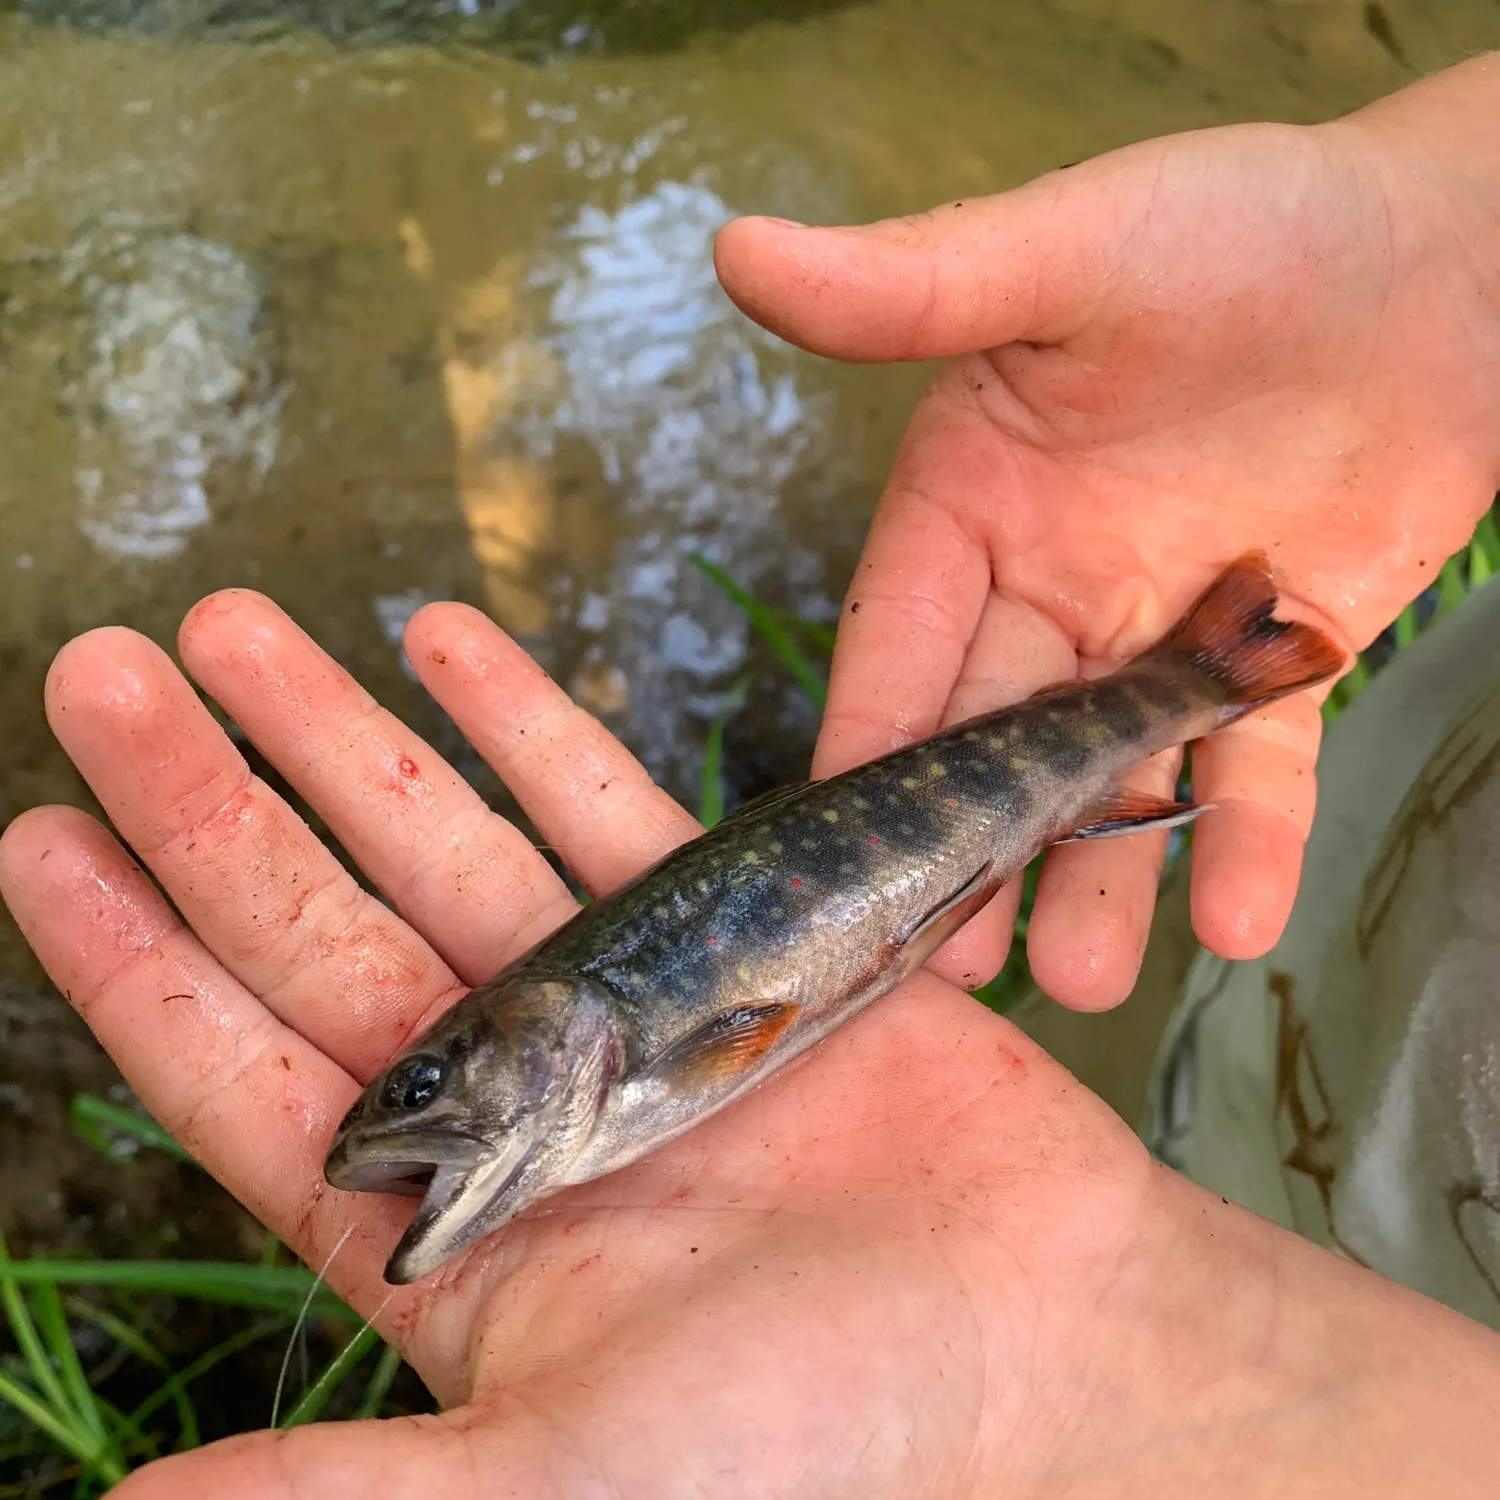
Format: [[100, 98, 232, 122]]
[[354, 1342, 404, 1420], [1435, 554, 1469, 619], [0, 1366, 120, 1485], [1472, 536, 1494, 588], [3, 1260, 357, 1322], [30, 1284, 111, 1456], [279, 1323, 383, 1429], [128, 1316, 288, 1433], [1392, 600, 1418, 649], [70, 1094, 194, 1166], [770, 610, 837, 656], [259, 1233, 281, 1269], [1473, 507, 1500, 572], [0, 1236, 72, 1422], [71, 1301, 199, 1452], [698, 675, 751, 829], [687, 555, 828, 711]]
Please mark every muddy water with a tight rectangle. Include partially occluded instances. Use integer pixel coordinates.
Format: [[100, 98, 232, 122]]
[[2, 0, 1498, 1274]]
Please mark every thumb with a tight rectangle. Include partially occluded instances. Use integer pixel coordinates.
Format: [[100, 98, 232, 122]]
[[105, 1406, 545, 1499], [713, 156, 1141, 363]]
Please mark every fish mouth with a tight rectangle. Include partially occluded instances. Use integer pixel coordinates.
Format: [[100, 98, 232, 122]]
[[326, 1123, 542, 1285], [379, 1127, 544, 1287], [324, 1127, 496, 1197]]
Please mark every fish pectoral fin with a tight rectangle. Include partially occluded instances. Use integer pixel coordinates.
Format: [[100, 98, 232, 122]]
[[638, 1003, 802, 1094], [1058, 789, 1211, 843], [898, 861, 1000, 972]]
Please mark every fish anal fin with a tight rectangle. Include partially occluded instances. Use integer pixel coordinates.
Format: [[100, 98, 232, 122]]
[[899, 861, 1000, 971], [1059, 789, 1210, 843], [640, 1002, 802, 1094]]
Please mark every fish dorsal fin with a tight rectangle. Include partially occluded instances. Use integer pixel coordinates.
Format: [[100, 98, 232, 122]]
[[637, 1002, 802, 1094], [898, 861, 1000, 972], [1057, 789, 1210, 843], [712, 781, 812, 829]]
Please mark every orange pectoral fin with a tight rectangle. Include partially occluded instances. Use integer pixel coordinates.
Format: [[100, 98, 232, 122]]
[[639, 1002, 802, 1095]]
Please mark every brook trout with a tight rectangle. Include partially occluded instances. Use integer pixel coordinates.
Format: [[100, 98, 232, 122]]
[[326, 551, 1342, 1284]]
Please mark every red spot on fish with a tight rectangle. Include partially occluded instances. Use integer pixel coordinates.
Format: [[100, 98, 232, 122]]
[[569, 1254, 601, 1274], [789, 877, 802, 888], [430, 649, 448, 665], [562, 1218, 586, 1236], [706, 935, 718, 947], [867, 834, 880, 845], [398, 757, 419, 779]]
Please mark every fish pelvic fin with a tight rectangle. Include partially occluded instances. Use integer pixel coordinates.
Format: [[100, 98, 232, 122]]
[[1152, 551, 1346, 716], [1058, 789, 1212, 842], [639, 1002, 802, 1094]]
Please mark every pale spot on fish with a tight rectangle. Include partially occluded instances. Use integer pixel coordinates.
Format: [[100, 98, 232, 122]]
[[770, 905, 786, 919], [769, 841, 783, 856], [654, 905, 670, 919], [988, 736, 1006, 750], [822, 809, 839, 823], [852, 795, 870, 811], [1010, 757, 1031, 771], [742, 850, 759, 864], [696, 879, 710, 894], [963, 730, 981, 742], [928, 762, 947, 778], [839, 861, 856, 875], [886, 794, 901, 805], [737, 964, 753, 983], [898, 823, 915, 836], [901, 777, 920, 790], [629, 972, 645, 986], [802, 837, 818, 850]]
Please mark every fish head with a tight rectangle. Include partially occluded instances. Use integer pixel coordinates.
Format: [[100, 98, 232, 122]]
[[324, 973, 621, 1285]]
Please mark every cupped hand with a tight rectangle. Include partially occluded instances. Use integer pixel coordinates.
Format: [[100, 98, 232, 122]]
[[714, 64, 1500, 1010], [5, 593, 1500, 1499]]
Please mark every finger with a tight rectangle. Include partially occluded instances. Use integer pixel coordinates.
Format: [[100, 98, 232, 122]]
[[916, 589, 1079, 991], [404, 603, 700, 895], [1025, 748, 1183, 1012], [1187, 694, 1325, 959], [0, 808, 407, 1298], [713, 165, 1118, 362], [179, 590, 575, 988], [811, 398, 998, 781], [106, 1408, 543, 1500], [46, 626, 457, 1080]]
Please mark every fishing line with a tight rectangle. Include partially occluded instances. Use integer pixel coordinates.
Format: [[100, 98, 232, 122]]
[[270, 1218, 359, 1429]]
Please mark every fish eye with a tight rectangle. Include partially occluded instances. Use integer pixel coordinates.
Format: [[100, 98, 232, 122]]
[[380, 1055, 446, 1111]]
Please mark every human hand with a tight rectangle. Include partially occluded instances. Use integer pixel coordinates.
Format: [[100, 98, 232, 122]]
[[714, 54, 1500, 1010], [6, 593, 1500, 1498]]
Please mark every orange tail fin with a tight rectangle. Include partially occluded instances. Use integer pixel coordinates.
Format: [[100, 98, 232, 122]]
[[1151, 551, 1346, 712]]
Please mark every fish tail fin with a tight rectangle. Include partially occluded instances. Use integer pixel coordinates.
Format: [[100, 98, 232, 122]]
[[1151, 551, 1346, 714]]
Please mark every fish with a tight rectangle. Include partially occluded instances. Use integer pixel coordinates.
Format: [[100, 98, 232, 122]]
[[324, 551, 1343, 1284]]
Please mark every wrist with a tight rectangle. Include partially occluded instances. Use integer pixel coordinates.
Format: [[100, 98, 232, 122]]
[[1330, 54, 1500, 388], [1106, 1168, 1500, 1498]]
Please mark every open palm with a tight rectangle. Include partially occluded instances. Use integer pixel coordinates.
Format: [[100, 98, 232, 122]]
[[714, 97, 1500, 1010], [4, 591, 1498, 1499]]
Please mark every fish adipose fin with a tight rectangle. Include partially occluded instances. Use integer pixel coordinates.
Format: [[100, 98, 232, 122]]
[[639, 1002, 801, 1094], [1152, 550, 1346, 715], [1059, 789, 1210, 843]]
